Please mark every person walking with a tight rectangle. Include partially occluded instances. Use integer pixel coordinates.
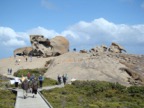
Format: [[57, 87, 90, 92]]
[[9, 68, 12, 75], [27, 72, 31, 79], [62, 74, 66, 85], [39, 74, 44, 88], [21, 74, 25, 82], [57, 75, 61, 85], [14, 77, 20, 88], [32, 78, 38, 98], [21, 79, 29, 99], [7, 68, 10, 75]]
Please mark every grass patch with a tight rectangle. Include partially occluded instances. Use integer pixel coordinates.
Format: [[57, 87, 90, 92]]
[[42, 80, 144, 108], [13, 68, 57, 86], [0, 89, 16, 108], [13, 68, 47, 77], [0, 75, 16, 108]]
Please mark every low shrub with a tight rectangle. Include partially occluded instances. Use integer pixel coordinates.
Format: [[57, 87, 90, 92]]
[[13, 68, 47, 77], [42, 80, 144, 108], [127, 86, 144, 94]]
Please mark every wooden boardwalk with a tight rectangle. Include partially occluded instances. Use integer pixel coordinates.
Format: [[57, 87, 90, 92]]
[[4, 74, 64, 108], [14, 85, 64, 108]]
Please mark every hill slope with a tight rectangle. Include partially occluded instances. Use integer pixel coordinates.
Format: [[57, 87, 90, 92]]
[[0, 52, 144, 86]]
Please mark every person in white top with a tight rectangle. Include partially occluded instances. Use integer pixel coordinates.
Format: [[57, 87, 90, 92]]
[[15, 77, 20, 88]]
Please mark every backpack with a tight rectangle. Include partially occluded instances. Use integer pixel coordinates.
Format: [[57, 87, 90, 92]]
[[33, 81, 38, 90]]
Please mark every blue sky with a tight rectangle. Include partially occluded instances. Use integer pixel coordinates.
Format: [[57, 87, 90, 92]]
[[0, 0, 144, 59]]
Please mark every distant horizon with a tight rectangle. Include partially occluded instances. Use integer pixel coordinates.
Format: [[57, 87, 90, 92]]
[[0, 0, 144, 59]]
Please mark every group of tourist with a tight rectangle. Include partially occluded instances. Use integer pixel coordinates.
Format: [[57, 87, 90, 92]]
[[57, 74, 68, 85], [14, 72, 44, 99], [7, 68, 12, 75]]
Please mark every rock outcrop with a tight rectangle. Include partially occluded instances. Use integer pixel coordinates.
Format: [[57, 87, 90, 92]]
[[30, 35, 52, 57], [14, 47, 32, 56], [88, 43, 126, 56], [44, 52, 144, 86], [30, 35, 69, 57], [109, 42, 126, 53], [50, 36, 69, 56], [14, 35, 69, 57], [89, 45, 108, 55]]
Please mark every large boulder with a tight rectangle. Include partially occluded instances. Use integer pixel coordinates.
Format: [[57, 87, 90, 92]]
[[50, 36, 69, 56], [14, 47, 32, 56], [30, 35, 69, 57]]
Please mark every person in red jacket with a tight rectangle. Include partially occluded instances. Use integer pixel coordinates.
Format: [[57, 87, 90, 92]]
[[27, 72, 31, 79]]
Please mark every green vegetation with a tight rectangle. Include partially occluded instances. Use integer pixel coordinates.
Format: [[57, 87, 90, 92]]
[[0, 90, 16, 108], [14, 68, 57, 86], [0, 75, 16, 108], [2, 68, 144, 108], [14, 68, 47, 77], [0, 68, 57, 108], [42, 80, 144, 108]]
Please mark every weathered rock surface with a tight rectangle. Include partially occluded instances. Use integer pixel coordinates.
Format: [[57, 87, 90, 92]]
[[109, 42, 126, 53], [45, 52, 129, 86], [30, 35, 69, 57], [14, 47, 32, 56], [50, 36, 69, 56], [88, 43, 126, 55], [44, 52, 144, 86]]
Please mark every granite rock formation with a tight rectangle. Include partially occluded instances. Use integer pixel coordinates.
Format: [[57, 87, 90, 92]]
[[12, 36, 144, 87], [50, 36, 69, 56], [14, 47, 32, 56], [45, 52, 144, 86], [109, 42, 126, 53], [30, 35, 69, 57], [14, 35, 69, 57], [88, 43, 126, 56]]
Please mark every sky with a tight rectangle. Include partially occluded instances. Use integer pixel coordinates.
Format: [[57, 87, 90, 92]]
[[0, 0, 144, 59]]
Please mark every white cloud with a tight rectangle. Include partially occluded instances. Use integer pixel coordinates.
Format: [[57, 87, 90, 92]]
[[0, 27, 28, 47], [60, 18, 144, 53], [3, 39, 26, 46], [0, 18, 144, 59], [27, 26, 59, 39], [0, 27, 18, 39]]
